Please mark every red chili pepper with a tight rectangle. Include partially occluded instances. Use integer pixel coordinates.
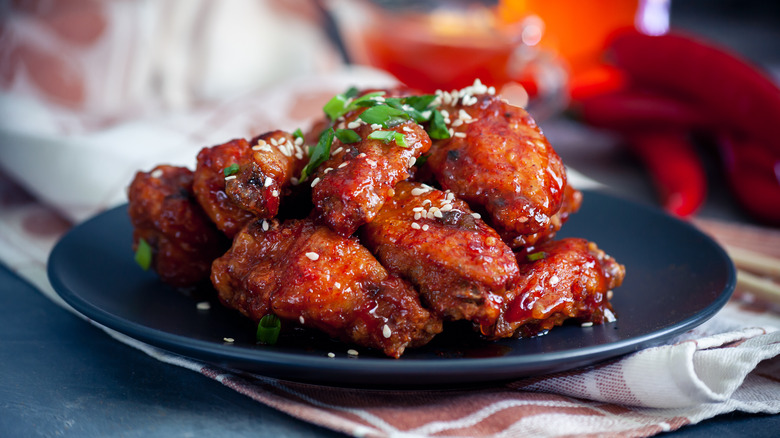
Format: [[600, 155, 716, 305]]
[[607, 30, 780, 155], [572, 88, 711, 133], [718, 133, 780, 224], [624, 132, 707, 217]]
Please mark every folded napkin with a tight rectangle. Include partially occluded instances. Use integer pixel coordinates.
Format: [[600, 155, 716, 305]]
[[1, 69, 779, 438]]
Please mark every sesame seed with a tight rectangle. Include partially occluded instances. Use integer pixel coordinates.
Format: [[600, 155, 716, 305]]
[[334, 282, 341, 288], [305, 252, 319, 261], [223, 337, 234, 343], [151, 169, 163, 178], [295, 136, 304, 146], [451, 119, 463, 127], [290, 177, 299, 185], [441, 109, 450, 118], [224, 175, 237, 181], [270, 138, 279, 146], [299, 316, 305, 324], [327, 352, 336, 358], [262, 220, 269, 231], [423, 199, 432, 206], [422, 224, 429, 231], [382, 324, 392, 338], [427, 211, 435, 219], [410, 188, 427, 196], [358, 152, 366, 158], [448, 128, 455, 137], [366, 159, 377, 167], [607, 290, 614, 300], [411, 222, 421, 229], [338, 162, 348, 169], [271, 189, 279, 197], [486, 237, 497, 246], [446, 192, 455, 201], [333, 146, 344, 155], [549, 275, 560, 286], [370, 123, 383, 130], [310, 177, 321, 187], [407, 156, 416, 167], [403, 126, 413, 133], [323, 167, 333, 174], [412, 207, 424, 212], [471, 212, 481, 219], [414, 213, 422, 220], [440, 204, 453, 212], [347, 349, 359, 356], [256, 139, 267, 147], [433, 209, 443, 218], [264, 177, 273, 187], [581, 322, 594, 327], [196, 301, 211, 311], [347, 121, 362, 129]]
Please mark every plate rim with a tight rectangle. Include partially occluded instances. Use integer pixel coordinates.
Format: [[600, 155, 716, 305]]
[[47, 189, 736, 385]]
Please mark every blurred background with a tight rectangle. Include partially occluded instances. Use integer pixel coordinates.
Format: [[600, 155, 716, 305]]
[[1, 0, 779, 226]]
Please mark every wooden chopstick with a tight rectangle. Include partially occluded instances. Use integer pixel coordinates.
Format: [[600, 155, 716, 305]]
[[724, 245, 780, 305]]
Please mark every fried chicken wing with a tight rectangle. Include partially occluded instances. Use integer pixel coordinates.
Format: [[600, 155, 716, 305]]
[[501, 184, 583, 248], [193, 139, 258, 238], [311, 112, 431, 236], [224, 130, 308, 218], [360, 181, 519, 334], [426, 89, 567, 247], [128, 165, 229, 288], [211, 218, 442, 358], [489, 238, 625, 339]]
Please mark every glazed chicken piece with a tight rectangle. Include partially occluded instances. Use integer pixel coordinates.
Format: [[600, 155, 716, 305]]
[[426, 88, 567, 248], [193, 132, 309, 238], [224, 130, 309, 218], [310, 106, 432, 236], [489, 238, 625, 339], [501, 184, 583, 248], [211, 218, 442, 358], [128, 165, 229, 288], [193, 138, 258, 238], [360, 181, 519, 334]]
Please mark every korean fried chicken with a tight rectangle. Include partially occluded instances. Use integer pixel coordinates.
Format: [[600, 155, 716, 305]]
[[211, 218, 442, 358], [489, 238, 625, 339], [426, 87, 568, 248], [311, 117, 431, 236], [193, 139, 259, 238], [361, 181, 518, 334], [193, 132, 309, 238], [128, 165, 229, 288]]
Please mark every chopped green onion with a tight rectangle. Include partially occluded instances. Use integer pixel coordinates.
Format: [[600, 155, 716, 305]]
[[299, 128, 334, 182], [368, 130, 407, 147], [343, 86, 360, 99], [415, 154, 429, 167], [359, 105, 410, 127], [527, 251, 547, 262], [223, 163, 240, 177], [134, 238, 152, 270], [334, 128, 361, 144], [323, 94, 350, 121], [293, 128, 304, 140], [256, 314, 281, 345], [401, 94, 437, 112], [427, 110, 451, 140]]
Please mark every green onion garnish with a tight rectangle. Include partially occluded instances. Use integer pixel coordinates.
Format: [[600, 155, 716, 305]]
[[415, 154, 429, 167], [293, 128, 304, 140], [223, 163, 240, 177], [359, 105, 410, 127], [427, 110, 451, 140], [134, 238, 152, 270], [368, 130, 407, 147], [299, 128, 334, 182], [527, 251, 547, 262], [334, 128, 361, 144], [323, 89, 385, 122], [256, 314, 281, 345]]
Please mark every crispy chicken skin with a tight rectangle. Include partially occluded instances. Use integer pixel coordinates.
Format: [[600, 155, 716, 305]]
[[361, 181, 519, 334], [193, 139, 258, 238], [311, 112, 432, 236], [501, 184, 583, 248], [427, 93, 567, 243], [489, 238, 625, 339], [224, 130, 308, 219], [211, 218, 442, 358], [128, 165, 229, 288]]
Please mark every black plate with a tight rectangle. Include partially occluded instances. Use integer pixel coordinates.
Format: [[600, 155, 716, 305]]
[[48, 189, 735, 386]]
